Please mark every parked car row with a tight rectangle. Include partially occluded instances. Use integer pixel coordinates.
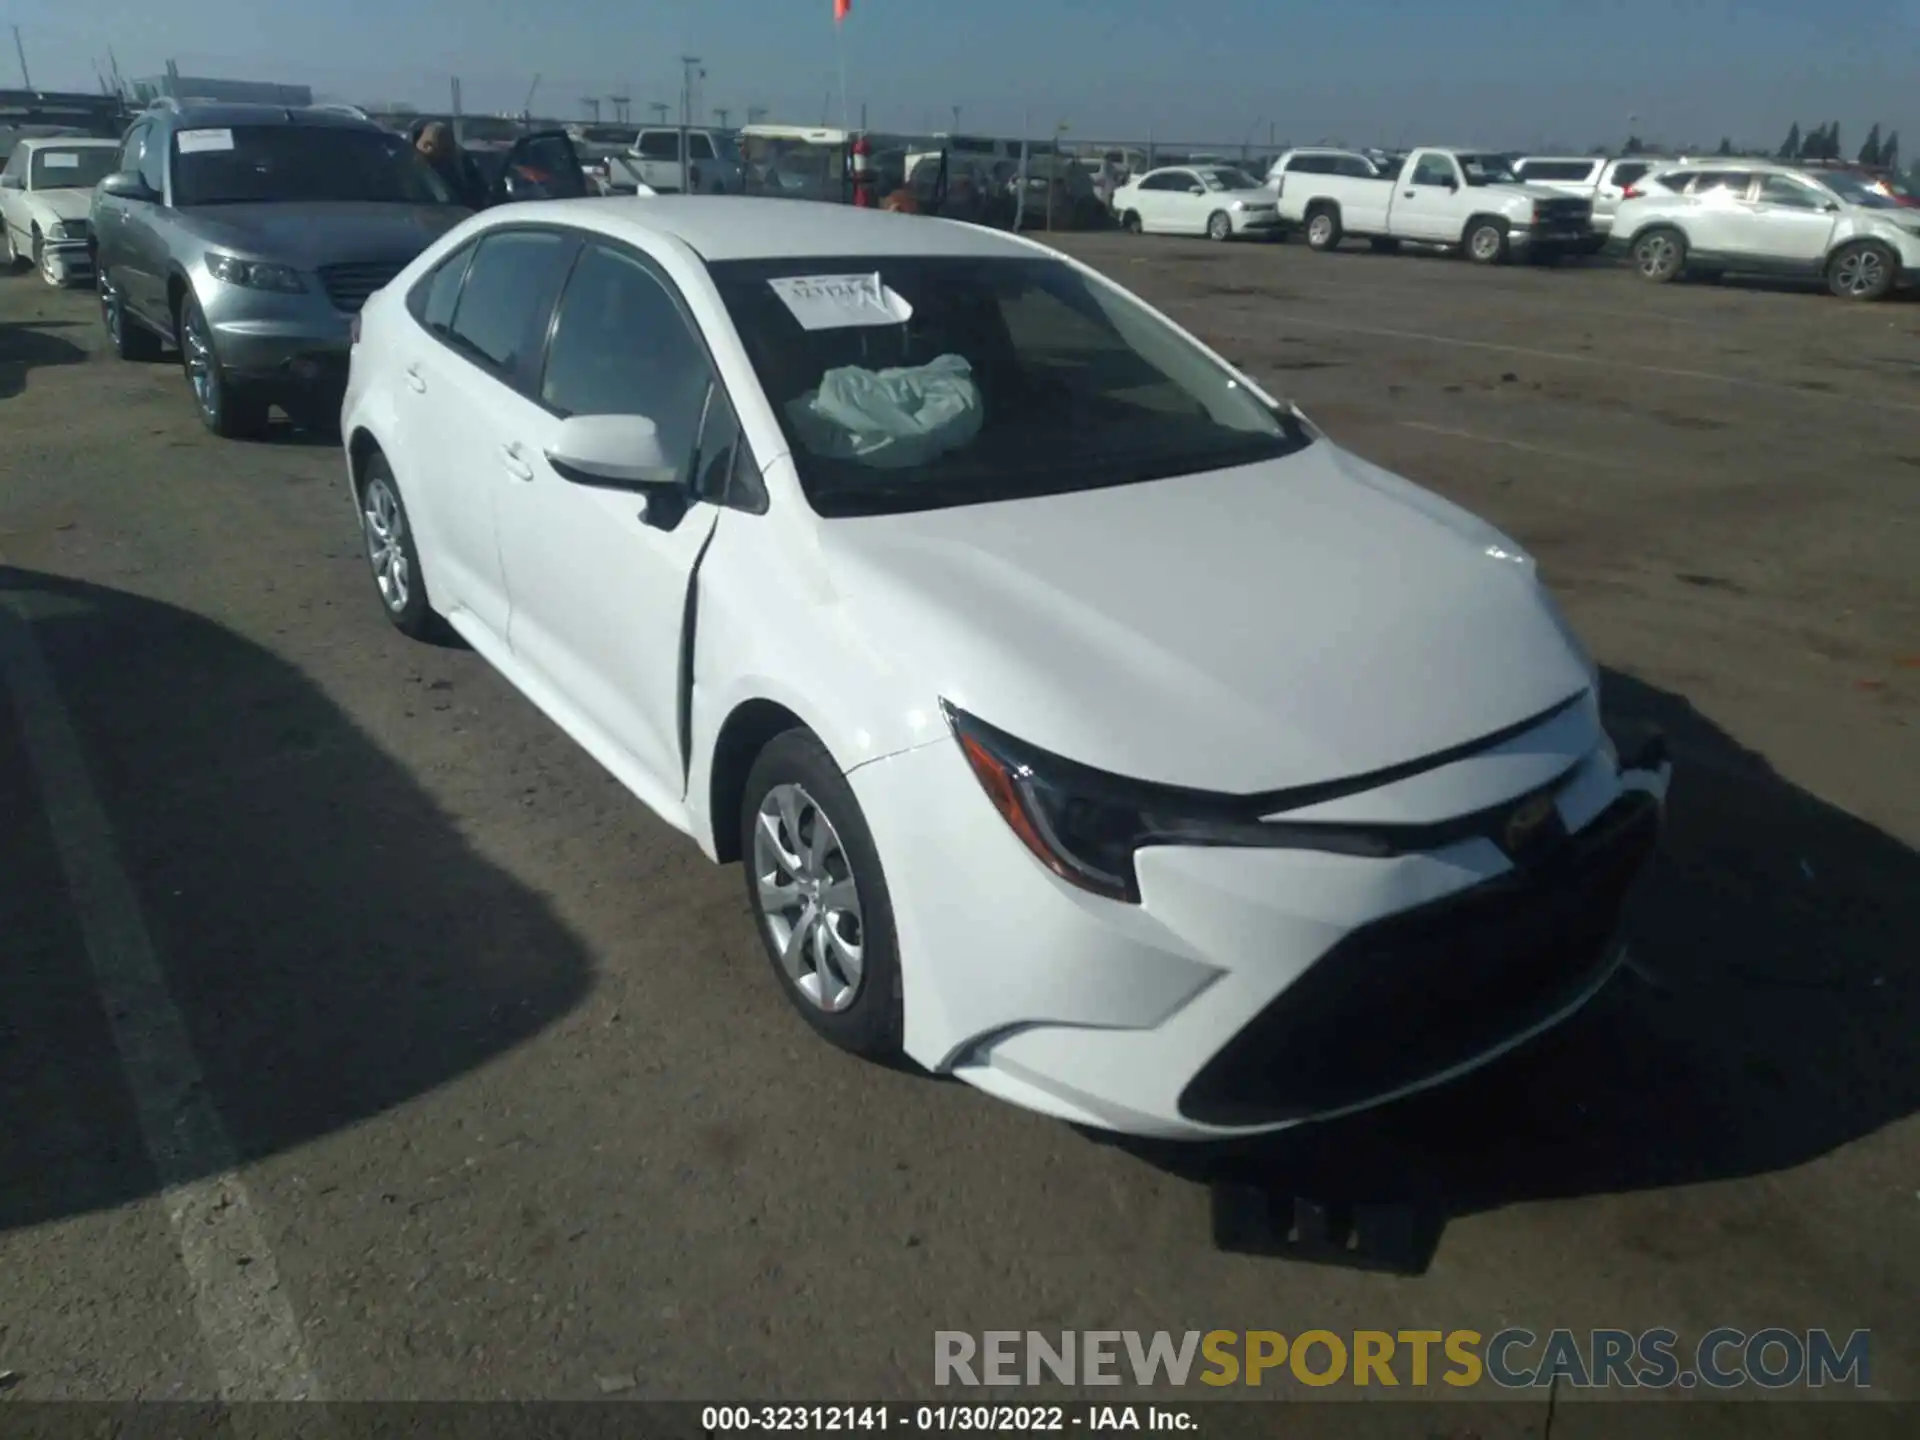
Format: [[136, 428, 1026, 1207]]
[[1116, 142, 1920, 301]]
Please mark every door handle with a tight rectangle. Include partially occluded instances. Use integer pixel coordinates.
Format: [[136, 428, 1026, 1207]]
[[499, 443, 534, 481], [1404, 190, 1417, 198], [404, 365, 426, 393]]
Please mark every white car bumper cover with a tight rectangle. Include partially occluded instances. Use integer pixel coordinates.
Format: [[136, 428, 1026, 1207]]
[[853, 720, 1670, 1140]]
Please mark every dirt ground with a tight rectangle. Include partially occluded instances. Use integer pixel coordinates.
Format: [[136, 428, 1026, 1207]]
[[0, 229, 1914, 1422]]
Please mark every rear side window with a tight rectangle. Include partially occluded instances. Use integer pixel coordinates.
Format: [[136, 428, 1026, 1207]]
[[1287, 155, 1334, 175], [1687, 170, 1755, 196], [1649, 170, 1690, 192], [1335, 156, 1377, 177], [446, 229, 576, 379], [1609, 162, 1651, 188], [410, 241, 476, 332]]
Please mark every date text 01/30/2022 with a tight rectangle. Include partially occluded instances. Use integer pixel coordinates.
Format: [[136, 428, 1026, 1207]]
[[700, 1405, 1199, 1432]]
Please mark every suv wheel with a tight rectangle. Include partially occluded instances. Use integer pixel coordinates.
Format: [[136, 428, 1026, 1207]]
[[1632, 228, 1686, 283], [99, 268, 164, 361], [177, 293, 270, 438], [1827, 240, 1896, 302]]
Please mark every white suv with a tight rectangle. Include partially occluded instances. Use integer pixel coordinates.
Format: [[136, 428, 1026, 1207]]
[[1609, 160, 1920, 300]]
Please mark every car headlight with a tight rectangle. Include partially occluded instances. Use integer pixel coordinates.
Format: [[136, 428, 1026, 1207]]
[[944, 703, 1394, 903], [1230, 199, 1247, 211], [206, 252, 306, 293]]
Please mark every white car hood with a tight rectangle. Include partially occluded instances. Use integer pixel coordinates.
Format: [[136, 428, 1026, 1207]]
[[31, 188, 95, 222], [819, 442, 1593, 794]]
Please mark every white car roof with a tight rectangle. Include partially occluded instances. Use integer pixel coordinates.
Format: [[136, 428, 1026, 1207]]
[[483, 195, 1041, 263]]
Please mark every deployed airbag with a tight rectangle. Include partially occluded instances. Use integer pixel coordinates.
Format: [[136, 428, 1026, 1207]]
[[786, 354, 984, 470]]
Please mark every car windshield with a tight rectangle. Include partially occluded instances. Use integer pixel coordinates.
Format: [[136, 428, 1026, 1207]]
[[709, 254, 1312, 519], [171, 125, 455, 206], [1458, 153, 1519, 185], [1197, 167, 1260, 191], [1816, 170, 1901, 210], [31, 146, 117, 189]]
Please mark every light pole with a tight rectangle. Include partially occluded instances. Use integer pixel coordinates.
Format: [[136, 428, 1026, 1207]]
[[714, 106, 731, 129], [951, 104, 961, 135], [679, 55, 705, 190], [1242, 116, 1265, 161]]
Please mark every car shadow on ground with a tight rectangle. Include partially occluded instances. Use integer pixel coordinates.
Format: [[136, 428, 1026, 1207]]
[[0, 566, 593, 1233], [1095, 668, 1919, 1273], [0, 319, 87, 401]]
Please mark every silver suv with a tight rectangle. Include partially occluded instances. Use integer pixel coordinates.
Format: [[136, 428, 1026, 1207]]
[[1608, 160, 1920, 301], [90, 101, 580, 436]]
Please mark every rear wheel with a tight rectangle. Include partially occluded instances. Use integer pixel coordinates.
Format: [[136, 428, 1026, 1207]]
[[1826, 240, 1896, 301], [98, 267, 163, 360], [357, 453, 442, 641], [1121, 209, 1142, 234], [1305, 207, 1342, 251], [1632, 227, 1686, 283], [741, 729, 904, 1061]]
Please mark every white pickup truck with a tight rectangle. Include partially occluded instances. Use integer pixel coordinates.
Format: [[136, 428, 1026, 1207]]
[[1274, 147, 1596, 263]]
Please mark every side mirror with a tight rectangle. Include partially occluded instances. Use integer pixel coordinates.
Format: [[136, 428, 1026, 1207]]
[[1445, 178, 1459, 191], [1189, 185, 1206, 196], [544, 414, 688, 529], [99, 170, 158, 202]]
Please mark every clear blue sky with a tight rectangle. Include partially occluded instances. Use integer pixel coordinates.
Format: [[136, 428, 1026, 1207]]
[[8, 0, 1917, 154]]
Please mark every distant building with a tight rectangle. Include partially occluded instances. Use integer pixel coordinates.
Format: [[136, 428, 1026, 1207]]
[[131, 75, 313, 108]]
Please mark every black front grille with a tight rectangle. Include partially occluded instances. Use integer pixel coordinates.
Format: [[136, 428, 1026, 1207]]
[[318, 260, 408, 314], [1536, 198, 1593, 228], [1178, 791, 1661, 1126]]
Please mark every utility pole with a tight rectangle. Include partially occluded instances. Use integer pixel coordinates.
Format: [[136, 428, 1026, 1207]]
[[609, 94, 630, 124], [582, 97, 600, 122], [677, 57, 703, 191], [649, 100, 668, 124], [450, 76, 462, 119], [521, 73, 541, 122], [12, 26, 31, 90]]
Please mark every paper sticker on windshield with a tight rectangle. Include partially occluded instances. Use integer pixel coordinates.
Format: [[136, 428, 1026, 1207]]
[[176, 129, 236, 154], [41, 152, 82, 169], [768, 273, 913, 331]]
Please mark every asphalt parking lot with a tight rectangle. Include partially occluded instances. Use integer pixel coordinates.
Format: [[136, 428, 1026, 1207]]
[[1, 231, 1915, 1418]]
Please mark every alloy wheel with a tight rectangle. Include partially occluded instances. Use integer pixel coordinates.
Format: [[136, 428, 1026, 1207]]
[[751, 783, 865, 1013], [1637, 234, 1678, 279], [38, 238, 59, 287], [362, 475, 411, 613], [1470, 226, 1502, 261], [1208, 213, 1230, 241], [1309, 214, 1333, 246], [1833, 248, 1884, 299], [181, 305, 217, 419]]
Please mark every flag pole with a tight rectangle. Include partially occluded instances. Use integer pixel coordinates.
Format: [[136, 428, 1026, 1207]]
[[835, 15, 851, 134]]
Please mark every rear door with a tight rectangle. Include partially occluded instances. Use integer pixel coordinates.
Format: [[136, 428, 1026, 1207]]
[[1678, 169, 1759, 252], [1595, 159, 1651, 229], [401, 226, 582, 644]]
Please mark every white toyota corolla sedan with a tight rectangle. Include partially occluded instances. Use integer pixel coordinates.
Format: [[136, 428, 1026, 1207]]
[[340, 196, 1672, 1140]]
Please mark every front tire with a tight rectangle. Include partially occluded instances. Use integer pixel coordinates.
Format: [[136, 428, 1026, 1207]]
[[741, 729, 904, 1061], [36, 232, 63, 288], [1466, 219, 1509, 264], [3, 222, 22, 271], [1206, 210, 1232, 242], [177, 292, 270, 438], [357, 453, 441, 641], [1827, 240, 1896, 302], [1632, 227, 1686, 283]]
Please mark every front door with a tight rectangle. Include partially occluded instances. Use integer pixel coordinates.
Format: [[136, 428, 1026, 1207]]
[[1394, 152, 1462, 242], [493, 239, 725, 803], [402, 226, 581, 643], [1725, 172, 1840, 266]]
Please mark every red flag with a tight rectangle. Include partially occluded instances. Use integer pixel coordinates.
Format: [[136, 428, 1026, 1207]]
[[834, 0, 851, 20]]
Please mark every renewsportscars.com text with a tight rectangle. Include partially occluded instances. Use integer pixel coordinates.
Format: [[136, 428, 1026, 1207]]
[[934, 1328, 1871, 1390]]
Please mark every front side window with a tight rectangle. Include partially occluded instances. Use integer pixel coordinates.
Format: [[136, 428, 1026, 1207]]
[[137, 124, 166, 193], [170, 125, 454, 206], [1456, 153, 1518, 185], [445, 229, 576, 377], [1756, 174, 1829, 210], [118, 121, 148, 180], [637, 131, 681, 159], [709, 254, 1312, 519], [539, 242, 714, 485], [1411, 154, 1457, 187], [688, 134, 715, 161], [29, 145, 117, 189]]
